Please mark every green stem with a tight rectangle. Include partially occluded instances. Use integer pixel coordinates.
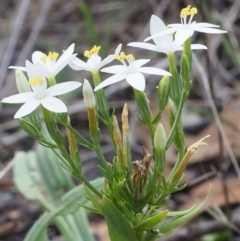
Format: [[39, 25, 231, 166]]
[[66, 124, 95, 149], [48, 76, 57, 86], [167, 53, 181, 105], [95, 145, 114, 181], [166, 91, 186, 150], [92, 70, 115, 148], [183, 38, 192, 62], [37, 197, 75, 241]]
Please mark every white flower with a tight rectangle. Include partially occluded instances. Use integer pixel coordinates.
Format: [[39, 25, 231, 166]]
[[69, 44, 122, 73], [2, 60, 81, 119], [9, 44, 75, 78], [144, 5, 227, 43], [94, 52, 171, 92], [128, 15, 207, 54]]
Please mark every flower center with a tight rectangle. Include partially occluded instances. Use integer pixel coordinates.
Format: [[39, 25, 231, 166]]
[[29, 76, 44, 87], [180, 5, 197, 18], [48, 52, 59, 60], [40, 52, 59, 63], [116, 52, 135, 65], [84, 45, 101, 58]]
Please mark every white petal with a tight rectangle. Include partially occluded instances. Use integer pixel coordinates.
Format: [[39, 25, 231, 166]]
[[133, 59, 150, 69], [175, 29, 194, 43], [94, 74, 126, 91], [35, 62, 52, 78], [190, 44, 208, 50], [8, 66, 27, 71], [126, 72, 145, 91], [54, 43, 75, 74], [115, 43, 122, 55], [25, 60, 45, 79], [69, 56, 88, 71], [46, 81, 82, 96], [139, 67, 171, 76], [1, 92, 35, 103], [168, 23, 184, 28], [87, 55, 102, 70], [192, 27, 227, 34], [101, 65, 127, 74], [194, 22, 221, 28], [14, 99, 40, 119], [144, 28, 176, 42], [150, 15, 172, 47], [32, 51, 46, 64], [98, 55, 115, 69], [128, 42, 158, 52], [41, 96, 67, 113]]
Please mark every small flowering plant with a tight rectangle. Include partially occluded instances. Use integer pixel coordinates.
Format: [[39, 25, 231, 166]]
[[1, 5, 226, 241]]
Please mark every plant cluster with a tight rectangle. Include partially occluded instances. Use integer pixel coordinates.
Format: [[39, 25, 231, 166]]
[[1, 5, 226, 241]]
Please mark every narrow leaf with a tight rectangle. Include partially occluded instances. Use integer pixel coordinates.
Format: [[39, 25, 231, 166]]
[[102, 195, 138, 241]]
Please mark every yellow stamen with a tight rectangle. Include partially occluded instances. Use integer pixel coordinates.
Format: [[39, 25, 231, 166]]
[[84, 45, 101, 58], [91, 45, 101, 54], [190, 7, 197, 15], [48, 52, 59, 61], [125, 54, 135, 61], [29, 76, 44, 87], [180, 5, 197, 18], [41, 55, 47, 63], [84, 50, 91, 58], [116, 52, 135, 62], [116, 52, 126, 62]]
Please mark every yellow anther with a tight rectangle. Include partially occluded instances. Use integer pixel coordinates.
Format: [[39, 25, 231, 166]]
[[120, 52, 126, 59], [48, 52, 59, 61], [29, 76, 44, 87], [116, 52, 126, 62], [126, 54, 135, 61], [90, 45, 101, 54], [84, 45, 101, 58], [41, 55, 47, 63], [84, 50, 91, 58], [180, 5, 197, 18], [116, 52, 135, 63], [190, 7, 197, 15]]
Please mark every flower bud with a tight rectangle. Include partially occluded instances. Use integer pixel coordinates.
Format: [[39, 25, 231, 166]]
[[157, 76, 170, 112], [134, 89, 152, 124], [15, 70, 31, 93], [180, 54, 192, 91], [154, 123, 166, 171], [19, 118, 42, 140], [83, 79, 96, 108], [154, 123, 166, 152]]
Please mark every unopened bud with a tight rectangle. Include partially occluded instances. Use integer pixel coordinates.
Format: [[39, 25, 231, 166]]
[[157, 76, 170, 112], [19, 118, 42, 140], [83, 79, 96, 108], [154, 123, 166, 171], [15, 70, 31, 93], [154, 123, 166, 152]]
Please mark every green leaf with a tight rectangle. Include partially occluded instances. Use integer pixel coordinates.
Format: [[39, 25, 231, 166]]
[[13, 151, 41, 201], [134, 210, 168, 231], [102, 195, 138, 241], [84, 183, 103, 214], [67, 208, 95, 241], [60, 178, 104, 215], [158, 185, 211, 234], [24, 212, 52, 241]]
